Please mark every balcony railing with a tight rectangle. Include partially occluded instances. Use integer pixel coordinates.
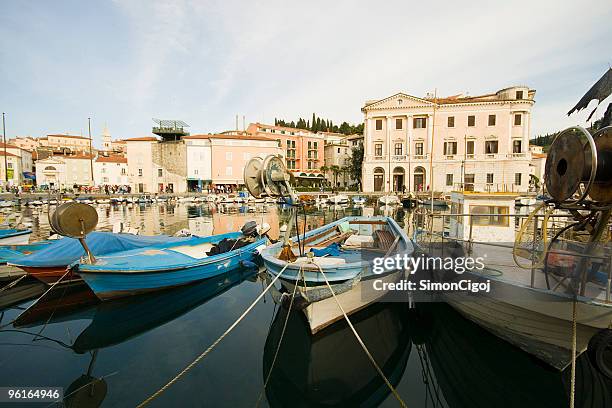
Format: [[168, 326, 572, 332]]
[[508, 152, 526, 158], [391, 155, 408, 161], [413, 154, 428, 160]]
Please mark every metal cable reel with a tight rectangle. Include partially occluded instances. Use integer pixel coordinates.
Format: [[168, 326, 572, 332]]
[[244, 155, 296, 202], [545, 125, 612, 205], [49, 202, 98, 263], [244, 155, 299, 261]]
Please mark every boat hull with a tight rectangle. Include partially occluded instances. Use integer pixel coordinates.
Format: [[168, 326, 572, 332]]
[[20, 265, 81, 285], [0, 232, 31, 245], [79, 238, 265, 300]]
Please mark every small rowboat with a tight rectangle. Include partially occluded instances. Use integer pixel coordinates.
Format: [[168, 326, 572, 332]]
[[0, 228, 32, 245], [0, 241, 54, 281], [76, 231, 267, 300], [10, 232, 192, 285], [261, 216, 413, 333], [378, 195, 400, 205]]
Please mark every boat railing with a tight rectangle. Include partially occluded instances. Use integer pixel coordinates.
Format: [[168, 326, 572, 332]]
[[413, 212, 611, 303]]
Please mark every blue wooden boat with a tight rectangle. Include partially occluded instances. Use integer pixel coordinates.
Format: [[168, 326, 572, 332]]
[[261, 216, 413, 333], [0, 228, 32, 245], [0, 240, 54, 281], [76, 231, 267, 300]]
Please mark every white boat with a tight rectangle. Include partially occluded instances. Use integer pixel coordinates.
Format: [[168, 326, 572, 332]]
[[414, 191, 612, 372], [316, 195, 329, 205], [262, 216, 413, 334], [96, 198, 111, 204], [515, 196, 537, 206], [378, 195, 400, 205], [0, 228, 31, 245], [352, 196, 367, 205], [177, 196, 195, 203], [327, 194, 349, 205]]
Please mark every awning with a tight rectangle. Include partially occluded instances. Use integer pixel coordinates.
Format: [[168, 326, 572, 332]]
[[23, 172, 36, 180]]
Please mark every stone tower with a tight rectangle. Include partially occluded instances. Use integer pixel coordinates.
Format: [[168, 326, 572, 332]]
[[102, 125, 112, 151]]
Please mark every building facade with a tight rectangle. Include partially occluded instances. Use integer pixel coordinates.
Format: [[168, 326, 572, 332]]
[[94, 155, 129, 186], [8, 136, 39, 152], [0, 144, 34, 187], [246, 123, 325, 185], [184, 134, 282, 190], [361, 86, 534, 193], [323, 133, 352, 188], [35, 154, 94, 189]]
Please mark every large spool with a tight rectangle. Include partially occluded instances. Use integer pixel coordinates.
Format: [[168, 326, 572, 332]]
[[243, 155, 295, 200], [49, 202, 98, 263], [545, 126, 612, 204]]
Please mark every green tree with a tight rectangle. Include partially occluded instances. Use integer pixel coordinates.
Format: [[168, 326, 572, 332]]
[[330, 165, 341, 187], [348, 144, 364, 188]]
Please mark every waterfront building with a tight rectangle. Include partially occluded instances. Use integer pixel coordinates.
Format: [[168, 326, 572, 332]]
[[246, 123, 325, 186], [183, 133, 281, 191], [101, 126, 128, 155], [8, 136, 39, 152], [0, 143, 34, 187], [35, 154, 94, 189], [529, 144, 547, 188], [94, 155, 129, 186], [361, 86, 535, 193], [38, 134, 93, 154], [323, 133, 353, 188]]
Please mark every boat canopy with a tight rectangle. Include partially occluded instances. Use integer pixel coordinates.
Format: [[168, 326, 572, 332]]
[[12, 232, 191, 268]]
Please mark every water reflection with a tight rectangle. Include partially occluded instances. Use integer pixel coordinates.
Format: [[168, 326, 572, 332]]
[[2, 202, 606, 407], [263, 302, 411, 407], [412, 302, 612, 408]]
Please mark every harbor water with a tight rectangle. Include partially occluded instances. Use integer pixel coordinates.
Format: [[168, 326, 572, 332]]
[[0, 202, 609, 407]]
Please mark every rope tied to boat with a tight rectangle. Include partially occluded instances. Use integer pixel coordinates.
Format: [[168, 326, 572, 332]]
[[136, 261, 293, 408], [569, 299, 577, 408], [310, 261, 408, 408]]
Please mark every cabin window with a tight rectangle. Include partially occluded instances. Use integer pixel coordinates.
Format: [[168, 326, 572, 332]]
[[470, 205, 509, 227]]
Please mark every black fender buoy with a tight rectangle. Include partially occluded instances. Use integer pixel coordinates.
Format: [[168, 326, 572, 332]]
[[588, 328, 612, 380]]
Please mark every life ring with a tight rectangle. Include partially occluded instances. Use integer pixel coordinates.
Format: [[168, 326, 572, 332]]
[[588, 329, 612, 380]]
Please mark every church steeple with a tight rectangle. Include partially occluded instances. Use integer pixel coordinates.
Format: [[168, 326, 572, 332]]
[[102, 124, 112, 151]]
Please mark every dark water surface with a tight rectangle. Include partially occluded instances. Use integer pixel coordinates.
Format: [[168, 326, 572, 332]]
[[0, 202, 610, 407]]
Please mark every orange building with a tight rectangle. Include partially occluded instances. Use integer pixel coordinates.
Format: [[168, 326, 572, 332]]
[[246, 123, 325, 185]]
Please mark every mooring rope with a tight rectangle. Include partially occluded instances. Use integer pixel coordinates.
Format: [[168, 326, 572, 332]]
[[569, 299, 577, 408], [0, 274, 27, 293], [312, 262, 408, 408], [137, 262, 292, 407], [254, 265, 303, 408]]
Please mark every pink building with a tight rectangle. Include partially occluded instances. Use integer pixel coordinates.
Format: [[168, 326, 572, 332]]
[[246, 123, 325, 185]]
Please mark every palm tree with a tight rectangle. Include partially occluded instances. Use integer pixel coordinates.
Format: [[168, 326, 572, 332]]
[[320, 165, 329, 187], [330, 165, 341, 188]]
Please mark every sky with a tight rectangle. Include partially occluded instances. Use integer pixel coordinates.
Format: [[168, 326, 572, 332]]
[[0, 0, 611, 147]]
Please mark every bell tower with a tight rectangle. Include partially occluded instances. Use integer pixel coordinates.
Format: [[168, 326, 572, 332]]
[[102, 125, 112, 151]]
